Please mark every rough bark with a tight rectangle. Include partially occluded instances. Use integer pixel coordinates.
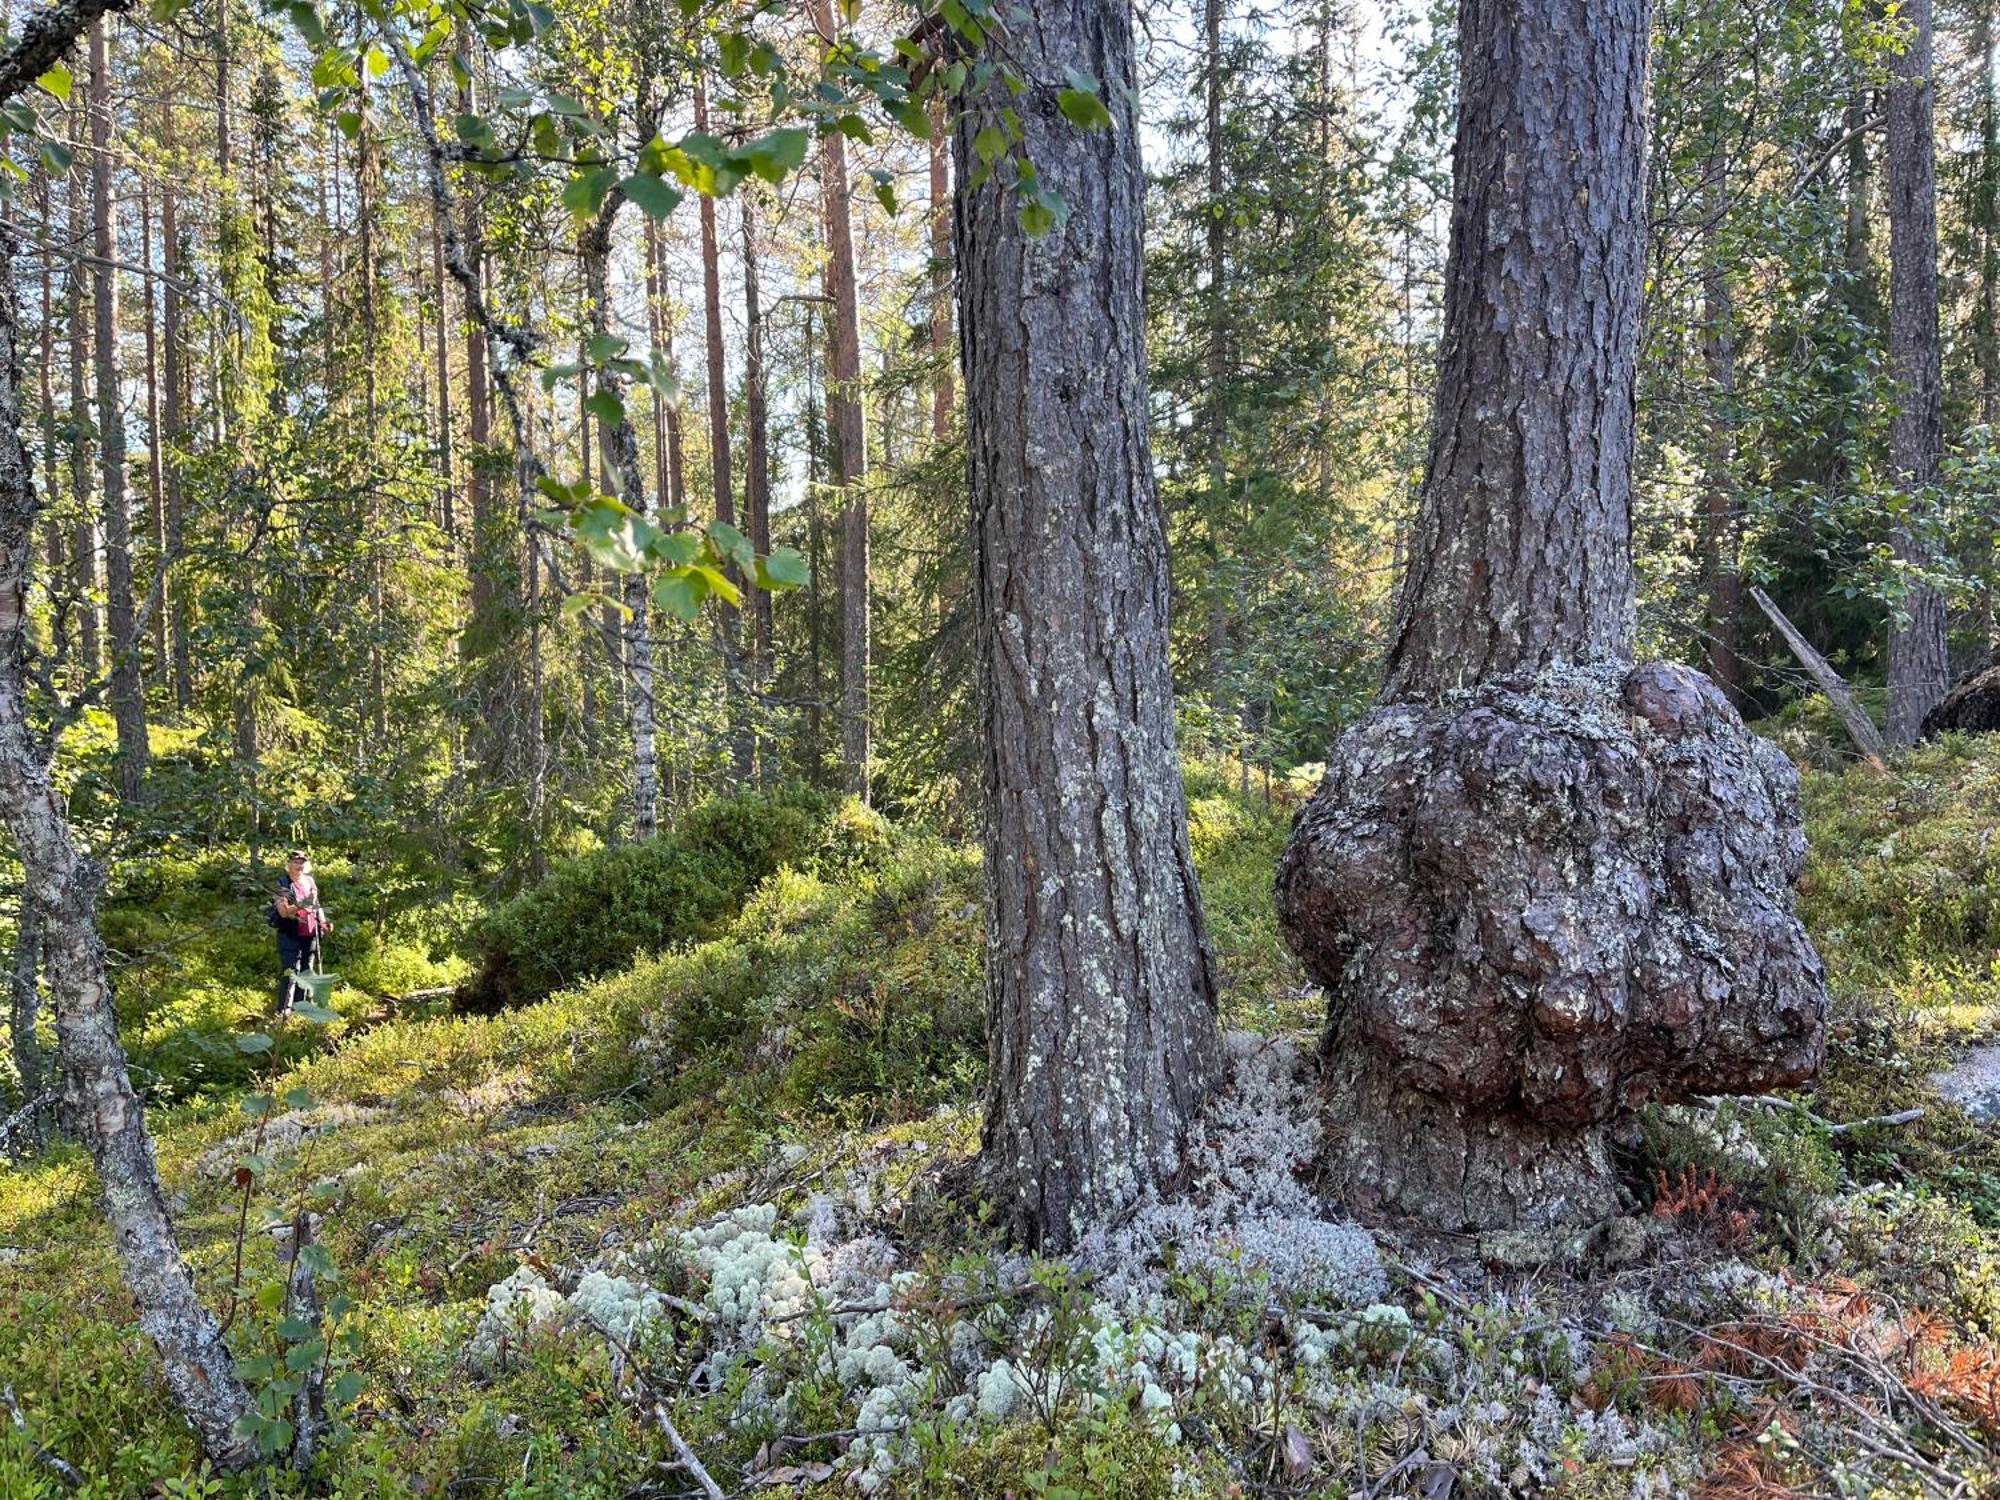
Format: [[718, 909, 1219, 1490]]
[[956, 0, 1223, 1251], [1884, 0, 1949, 747], [91, 19, 145, 800], [580, 206, 659, 840], [1921, 646, 2000, 737], [1379, 0, 1644, 699], [0, 0, 128, 104], [815, 0, 870, 801], [431, 211, 455, 543], [1275, 0, 1827, 1231], [0, 220, 257, 1470]]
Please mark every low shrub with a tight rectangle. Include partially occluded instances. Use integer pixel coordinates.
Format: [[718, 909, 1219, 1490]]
[[457, 788, 829, 1012]]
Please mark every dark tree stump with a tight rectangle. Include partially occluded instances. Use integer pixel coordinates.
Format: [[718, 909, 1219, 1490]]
[[1921, 651, 2000, 738], [1276, 663, 1827, 1229]]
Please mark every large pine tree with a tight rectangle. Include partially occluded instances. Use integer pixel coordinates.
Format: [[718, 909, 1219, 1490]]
[[955, 0, 1221, 1250], [1277, 0, 1828, 1231]]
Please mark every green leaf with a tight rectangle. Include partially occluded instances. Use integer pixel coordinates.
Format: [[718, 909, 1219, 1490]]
[[652, 570, 708, 620], [973, 124, 1007, 167], [585, 333, 628, 363], [718, 31, 750, 76], [545, 92, 586, 117], [1058, 88, 1112, 132], [285, 2, 324, 46], [35, 62, 72, 103], [38, 141, 71, 175], [622, 172, 682, 220], [284, 1086, 315, 1110], [707, 519, 752, 567], [291, 1001, 339, 1024], [330, 1372, 365, 1406], [562, 166, 615, 223], [237, 1032, 274, 1055], [758, 547, 809, 588], [241, 1093, 274, 1116], [335, 110, 362, 141], [583, 389, 626, 428], [742, 127, 809, 185]]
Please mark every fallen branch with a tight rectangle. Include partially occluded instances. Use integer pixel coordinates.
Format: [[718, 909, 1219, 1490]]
[[652, 1402, 727, 1500], [1701, 1093, 1925, 1137], [3, 1384, 81, 1489], [1749, 586, 1888, 769]]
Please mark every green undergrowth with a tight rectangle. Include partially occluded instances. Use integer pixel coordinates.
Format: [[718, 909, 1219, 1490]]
[[9, 749, 2000, 1494]]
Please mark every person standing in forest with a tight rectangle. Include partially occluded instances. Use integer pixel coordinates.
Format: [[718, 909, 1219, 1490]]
[[270, 850, 323, 1013]]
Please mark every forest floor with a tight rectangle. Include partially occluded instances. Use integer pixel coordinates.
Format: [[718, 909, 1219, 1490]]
[[4, 745, 2000, 1497]]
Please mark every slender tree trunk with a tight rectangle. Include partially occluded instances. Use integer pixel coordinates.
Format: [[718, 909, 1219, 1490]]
[[928, 108, 953, 440], [160, 104, 189, 710], [693, 82, 736, 549], [814, 1, 870, 801], [742, 194, 773, 688], [140, 177, 164, 675], [956, 0, 1222, 1250], [0, 218, 257, 1471], [1979, 0, 2000, 649], [581, 210, 659, 839], [1205, 0, 1230, 698], [91, 20, 146, 801], [1884, 0, 1948, 745], [431, 211, 455, 543], [357, 104, 387, 746], [34, 164, 61, 662], [66, 144, 99, 678], [1700, 154, 1743, 706], [1276, 0, 1825, 1232], [644, 212, 686, 514]]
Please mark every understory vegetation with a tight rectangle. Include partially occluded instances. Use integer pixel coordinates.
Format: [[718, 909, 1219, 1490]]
[[4, 737, 1999, 1497]]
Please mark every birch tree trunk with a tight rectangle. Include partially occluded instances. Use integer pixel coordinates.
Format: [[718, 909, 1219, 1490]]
[[91, 19, 146, 800], [1883, 0, 1949, 746], [956, 0, 1222, 1250], [0, 219, 257, 1472]]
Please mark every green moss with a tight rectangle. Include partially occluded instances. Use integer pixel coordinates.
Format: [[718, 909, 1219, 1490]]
[[459, 787, 830, 1011]]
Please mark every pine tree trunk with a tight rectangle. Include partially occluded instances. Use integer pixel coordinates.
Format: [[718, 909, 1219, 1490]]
[[160, 102, 189, 710], [431, 211, 455, 544], [813, 11, 870, 801], [0, 218, 256, 1471], [34, 163, 61, 663], [1700, 153, 1743, 706], [66, 141, 98, 678], [91, 20, 146, 801], [581, 210, 659, 840], [1205, 0, 1229, 698], [956, 0, 1222, 1251], [1276, 0, 1825, 1232], [928, 110, 953, 439], [139, 177, 164, 676], [1884, 0, 1949, 746], [742, 195, 774, 689]]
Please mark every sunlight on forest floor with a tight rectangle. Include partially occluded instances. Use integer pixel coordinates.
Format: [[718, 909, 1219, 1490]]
[[4, 750, 2000, 1496]]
